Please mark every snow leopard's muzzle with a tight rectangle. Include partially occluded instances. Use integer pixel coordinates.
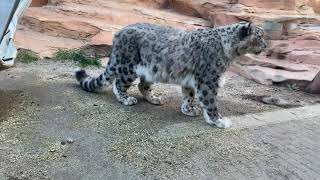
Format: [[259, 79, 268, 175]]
[[237, 22, 267, 56], [248, 26, 267, 55]]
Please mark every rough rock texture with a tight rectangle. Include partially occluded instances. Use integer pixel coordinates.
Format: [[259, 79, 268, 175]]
[[15, 26, 84, 57], [238, 0, 296, 10], [232, 33, 320, 90], [306, 71, 320, 93], [16, 0, 210, 57], [31, 0, 48, 7], [16, 0, 320, 93], [299, 0, 320, 13]]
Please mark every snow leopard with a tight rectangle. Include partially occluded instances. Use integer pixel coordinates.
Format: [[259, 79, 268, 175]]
[[75, 22, 267, 128]]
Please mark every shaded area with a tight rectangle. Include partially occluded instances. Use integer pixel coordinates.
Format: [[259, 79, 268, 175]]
[[0, 89, 24, 122]]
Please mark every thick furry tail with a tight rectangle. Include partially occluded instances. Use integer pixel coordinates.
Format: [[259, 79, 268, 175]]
[[75, 69, 114, 92]]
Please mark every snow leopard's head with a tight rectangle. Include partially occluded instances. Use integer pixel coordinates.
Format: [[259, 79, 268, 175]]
[[236, 21, 267, 55]]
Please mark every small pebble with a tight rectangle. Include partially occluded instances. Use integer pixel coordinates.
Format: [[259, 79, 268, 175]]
[[49, 149, 56, 152], [67, 138, 74, 144], [61, 138, 74, 145]]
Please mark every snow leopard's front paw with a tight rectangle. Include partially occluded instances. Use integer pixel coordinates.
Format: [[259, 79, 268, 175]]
[[214, 117, 232, 129], [122, 96, 138, 106], [204, 113, 232, 128], [181, 104, 202, 117]]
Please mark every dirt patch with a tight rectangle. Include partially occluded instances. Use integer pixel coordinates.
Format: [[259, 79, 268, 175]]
[[0, 89, 24, 122]]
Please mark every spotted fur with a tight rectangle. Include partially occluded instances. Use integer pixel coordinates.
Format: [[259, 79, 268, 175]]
[[75, 22, 267, 128]]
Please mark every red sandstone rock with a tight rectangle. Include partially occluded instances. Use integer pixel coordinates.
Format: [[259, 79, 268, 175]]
[[90, 31, 113, 46], [239, 0, 296, 10], [238, 54, 314, 72], [168, 0, 202, 17], [306, 71, 320, 93], [22, 8, 101, 39], [31, 0, 48, 7], [266, 38, 320, 65], [231, 64, 319, 85], [287, 51, 320, 66], [167, 0, 239, 22], [209, 12, 240, 26], [15, 26, 84, 57], [233, 53, 320, 86], [16, 0, 209, 56]]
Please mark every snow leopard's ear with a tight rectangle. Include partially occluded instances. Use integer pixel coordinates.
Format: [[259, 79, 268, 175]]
[[239, 22, 253, 40]]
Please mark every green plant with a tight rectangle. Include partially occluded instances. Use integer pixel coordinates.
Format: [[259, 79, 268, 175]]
[[17, 50, 39, 64], [287, 83, 300, 91], [53, 49, 101, 68]]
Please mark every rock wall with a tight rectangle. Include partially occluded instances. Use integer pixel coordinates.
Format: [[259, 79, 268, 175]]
[[16, 0, 320, 93]]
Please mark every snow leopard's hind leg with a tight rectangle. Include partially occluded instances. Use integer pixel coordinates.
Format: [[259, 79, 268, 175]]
[[113, 74, 138, 106], [138, 77, 163, 105], [181, 87, 202, 117], [111, 33, 143, 105]]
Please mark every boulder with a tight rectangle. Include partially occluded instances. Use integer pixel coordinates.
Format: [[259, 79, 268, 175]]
[[287, 51, 320, 65], [266, 37, 320, 65], [238, 54, 314, 72], [231, 64, 319, 85], [90, 31, 113, 46], [232, 53, 320, 92], [21, 9, 101, 40], [306, 71, 320, 93], [15, 26, 84, 57]]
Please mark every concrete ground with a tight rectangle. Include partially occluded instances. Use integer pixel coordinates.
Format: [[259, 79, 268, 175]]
[[0, 60, 320, 180]]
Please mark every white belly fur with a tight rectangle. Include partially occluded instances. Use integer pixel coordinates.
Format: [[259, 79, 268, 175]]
[[136, 65, 195, 87]]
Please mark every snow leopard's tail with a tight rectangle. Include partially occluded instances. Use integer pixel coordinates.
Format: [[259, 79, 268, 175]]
[[75, 67, 115, 92]]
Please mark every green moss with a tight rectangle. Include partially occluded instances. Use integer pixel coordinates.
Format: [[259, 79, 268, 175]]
[[17, 50, 39, 64], [53, 49, 101, 68]]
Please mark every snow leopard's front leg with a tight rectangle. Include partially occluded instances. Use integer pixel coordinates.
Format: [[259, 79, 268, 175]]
[[180, 87, 202, 117], [195, 82, 232, 128]]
